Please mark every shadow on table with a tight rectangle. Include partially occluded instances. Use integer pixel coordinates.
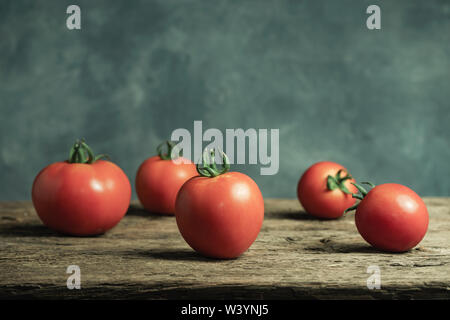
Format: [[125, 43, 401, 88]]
[[305, 239, 401, 254], [0, 224, 61, 237], [127, 248, 230, 262], [0, 224, 105, 238], [126, 204, 174, 219], [323, 243, 381, 254], [266, 210, 327, 221], [332, 243, 413, 255]]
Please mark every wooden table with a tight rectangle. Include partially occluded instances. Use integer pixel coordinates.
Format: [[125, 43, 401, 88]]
[[0, 199, 449, 299]]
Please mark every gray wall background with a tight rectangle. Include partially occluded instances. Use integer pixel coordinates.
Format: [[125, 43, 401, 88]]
[[0, 0, 449, 200]]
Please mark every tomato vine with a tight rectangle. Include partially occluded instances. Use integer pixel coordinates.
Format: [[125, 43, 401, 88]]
[[68, 139, 108, 164]]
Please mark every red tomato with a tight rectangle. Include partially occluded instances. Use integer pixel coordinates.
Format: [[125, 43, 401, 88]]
[[351, 183, 429, 252], [135, 141, 197, 214], [175, 150, 264, 259], [32, 140, 131, 236], [297, 161, 357, 219]]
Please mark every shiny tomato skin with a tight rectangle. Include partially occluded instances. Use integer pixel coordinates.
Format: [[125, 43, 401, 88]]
[[355, 183, 429, 252], [32, 160, 131, 236], [175, 172, 264, 259], [135, 156, 198, 214], [297, 161, 357, 219]]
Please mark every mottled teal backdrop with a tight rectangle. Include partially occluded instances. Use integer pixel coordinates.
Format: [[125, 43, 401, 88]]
[[0, 0, 449, 200]]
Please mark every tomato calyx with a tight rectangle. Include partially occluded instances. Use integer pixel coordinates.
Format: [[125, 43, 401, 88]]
[[157, 141, 183, 160], [327, 169, 353, 194], [68, 139, 109, 164], [197, 148, 230, 178], [343, 182, 376, 213]]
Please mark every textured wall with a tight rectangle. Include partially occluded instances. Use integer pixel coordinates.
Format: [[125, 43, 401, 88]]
[[0, 0, 449, 200]]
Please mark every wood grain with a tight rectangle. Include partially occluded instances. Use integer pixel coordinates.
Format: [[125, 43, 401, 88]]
[[0, 199, 449, 299]]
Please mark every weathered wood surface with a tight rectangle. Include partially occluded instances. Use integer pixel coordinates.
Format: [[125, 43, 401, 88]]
[[0, 198, 449, 299]]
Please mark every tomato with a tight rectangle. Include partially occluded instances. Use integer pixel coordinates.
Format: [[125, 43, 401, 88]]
[[346, 183, 429, 252], [175, 149, 264, 259], [32, 140, 131, 236], [297, 161, 358, 219], [135, 141, 198, 214]]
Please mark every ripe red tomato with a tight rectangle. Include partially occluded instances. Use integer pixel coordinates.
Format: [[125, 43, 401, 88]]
[[175, 149, 264, 259], [347, 183, 429, 252], [297, 161, 358, 219], [135, 141, 198, 214], [32, 140, 131, 236]]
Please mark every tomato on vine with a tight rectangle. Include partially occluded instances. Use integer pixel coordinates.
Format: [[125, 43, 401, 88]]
[[32, 139, 131, 236], [297, 161, 358, 219], [175, 149, 264, 259], [345, 182, 429, 252]]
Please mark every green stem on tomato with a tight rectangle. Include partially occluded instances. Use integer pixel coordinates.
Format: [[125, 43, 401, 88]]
[[327, 169, 353, 194], [67, 139, 109, 164], [343, 182, 376, 214], [197, 148, 230, 178], [157, 141, 182, 160]]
